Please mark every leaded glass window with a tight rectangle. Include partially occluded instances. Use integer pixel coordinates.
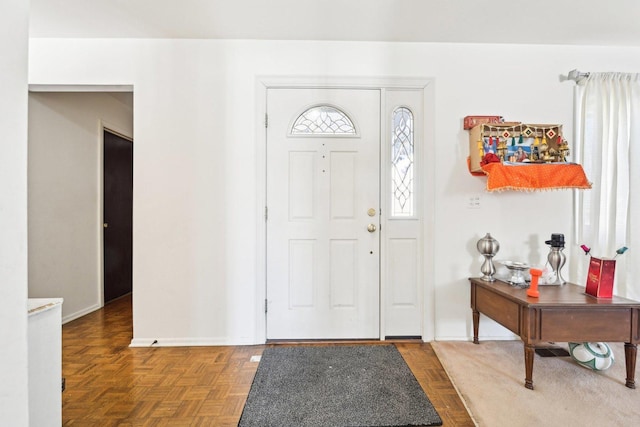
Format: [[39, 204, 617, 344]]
[[392, 107, 414, 216], [291, 105, 356, 135]]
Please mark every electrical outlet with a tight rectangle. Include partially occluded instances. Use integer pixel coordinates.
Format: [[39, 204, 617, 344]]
[[467, 195, 481, 209]]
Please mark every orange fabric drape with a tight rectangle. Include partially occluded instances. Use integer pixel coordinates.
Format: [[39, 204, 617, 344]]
[[480, 163, 592, 192]]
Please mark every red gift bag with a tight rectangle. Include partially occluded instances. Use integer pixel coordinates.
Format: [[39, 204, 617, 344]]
[[585, 257, 616, 298]]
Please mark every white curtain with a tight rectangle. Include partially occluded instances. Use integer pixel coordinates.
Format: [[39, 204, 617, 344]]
[[574, 72, 640, 299]]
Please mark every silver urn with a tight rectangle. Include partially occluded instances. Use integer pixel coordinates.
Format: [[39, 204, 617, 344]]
[[477, 233, 500, 282]]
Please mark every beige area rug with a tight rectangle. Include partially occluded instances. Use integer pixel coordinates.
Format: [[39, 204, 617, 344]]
[[432, 341, 640, 426]]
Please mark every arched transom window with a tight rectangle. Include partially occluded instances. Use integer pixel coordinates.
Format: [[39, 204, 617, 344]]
[[290, 105, 357, 136]]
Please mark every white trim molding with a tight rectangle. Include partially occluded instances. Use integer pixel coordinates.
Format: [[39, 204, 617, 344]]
[[255, 76, 436, 343], [29, 84, 133, 92]]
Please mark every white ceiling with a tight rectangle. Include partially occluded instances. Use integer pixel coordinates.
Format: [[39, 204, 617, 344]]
[[29, 0, 640, 47]]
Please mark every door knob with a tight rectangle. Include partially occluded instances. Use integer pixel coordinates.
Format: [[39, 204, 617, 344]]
[[103, 223, 109, 228], [367, 223, 377, 233]]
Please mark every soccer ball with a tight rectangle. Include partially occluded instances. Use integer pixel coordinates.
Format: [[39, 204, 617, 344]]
[[568, 342, 614, 371]]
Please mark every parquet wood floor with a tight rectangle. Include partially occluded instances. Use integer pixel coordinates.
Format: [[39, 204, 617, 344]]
[[62, 295, 475, 426]]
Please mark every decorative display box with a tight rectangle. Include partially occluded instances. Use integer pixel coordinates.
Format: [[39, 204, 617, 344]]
[[468, 123, 564, 173], [585, 257, 616, 298], [463, 115, 504, 130]]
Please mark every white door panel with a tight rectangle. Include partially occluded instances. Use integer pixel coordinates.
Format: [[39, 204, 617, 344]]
[[266, 88, 380, 339], [382, 89, 424, 337]]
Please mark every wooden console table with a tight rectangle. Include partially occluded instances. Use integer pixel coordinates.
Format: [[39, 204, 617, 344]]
[[469, 277, 640, 390]]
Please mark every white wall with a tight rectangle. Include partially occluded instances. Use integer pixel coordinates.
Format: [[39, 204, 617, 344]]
[[1, 0, 30, 424], [28, 39, 640, 344], [28, 92, 133, 322]]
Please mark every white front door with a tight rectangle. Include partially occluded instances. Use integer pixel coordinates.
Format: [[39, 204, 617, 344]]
[[266, 88, 381, 339]]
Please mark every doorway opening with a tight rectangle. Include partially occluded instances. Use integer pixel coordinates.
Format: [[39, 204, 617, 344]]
[[27, 87, 134, 323], [103, 128, 133, 304], [257, 77, 434, 342]]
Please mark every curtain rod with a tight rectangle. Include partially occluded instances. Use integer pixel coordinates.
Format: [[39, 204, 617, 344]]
[[567, 69, 590, 83]]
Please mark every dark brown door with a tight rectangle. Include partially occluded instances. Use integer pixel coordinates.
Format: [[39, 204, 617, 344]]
[[103, 129, 133, 303]]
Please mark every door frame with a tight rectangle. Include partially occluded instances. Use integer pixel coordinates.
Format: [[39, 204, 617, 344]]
[[255, 76, 436, 343]]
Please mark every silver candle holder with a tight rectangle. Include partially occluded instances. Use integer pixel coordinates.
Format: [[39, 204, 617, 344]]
[[477, 233, 500, 282]]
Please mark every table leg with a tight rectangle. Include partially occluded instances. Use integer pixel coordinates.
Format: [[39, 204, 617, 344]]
[[524, 344, 535, 390], [624, 343, 637, 389], [472, 309, 479, 344]]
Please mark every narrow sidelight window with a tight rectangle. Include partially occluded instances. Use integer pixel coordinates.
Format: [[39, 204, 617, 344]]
[[391, 107, 414, 216]]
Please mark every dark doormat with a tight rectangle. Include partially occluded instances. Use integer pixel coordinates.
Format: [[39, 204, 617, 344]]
[[238, 345, 442, 427]]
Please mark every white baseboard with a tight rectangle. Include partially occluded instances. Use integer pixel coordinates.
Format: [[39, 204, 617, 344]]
[[62, 304, 102, 324], [129, 337, 259, 347], [434, 335, 518, 342]]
